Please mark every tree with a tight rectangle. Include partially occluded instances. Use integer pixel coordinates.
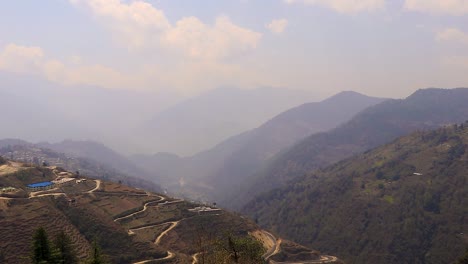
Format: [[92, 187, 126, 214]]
[[54, 231, 78, 264], [215, 234, 265, 263], [87, 239, 105, 264], [32, 227, 52, 264], [455, 248, 468, 264]]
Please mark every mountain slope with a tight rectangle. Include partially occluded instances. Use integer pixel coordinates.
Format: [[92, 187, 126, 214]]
[[241, 88, 468, 206], [144, 86, 317, 156], [134, 91, 386, 202], [0, 141, 161, 193], [37, 140, 146, 179], [243, 123, 468, 264]]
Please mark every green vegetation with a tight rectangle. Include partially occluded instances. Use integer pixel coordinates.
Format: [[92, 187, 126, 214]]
[[214, 234, 265, 263], [244, 123, 468, 264], [32, 227, 52, 264], [455, 248, 468, 264], [31, 228, 78, 264], [0, 155, 6, 165], [193, 230, 265, 264], [54, 231, 78, 264], [86, 239, 106, 264]]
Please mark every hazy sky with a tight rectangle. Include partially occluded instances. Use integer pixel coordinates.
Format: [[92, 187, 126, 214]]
[[1, 0, 467, 98]]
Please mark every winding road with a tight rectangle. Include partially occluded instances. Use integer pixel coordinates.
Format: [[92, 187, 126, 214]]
[[270, 255, 338, 264], [155, 221, 179, 245], [192, 252, 201, 264], [254, 230, 339, 264], [258, 230, 281, 260], [113, 196, 165, 222], [87, 180, 101, 193], [132, 251, 175, 264]]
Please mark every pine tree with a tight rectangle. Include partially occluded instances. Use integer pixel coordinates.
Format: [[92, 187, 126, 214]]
[[456, 248, 468, 264], [32, 227, 52, 264], [87, 239, 105, 264], [54, 231, 78, 264]]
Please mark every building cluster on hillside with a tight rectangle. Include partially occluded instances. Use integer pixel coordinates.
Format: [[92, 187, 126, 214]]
[[0, 187, 17, 193], [0, 148, 71, 167], [188, 206, 222, 214]]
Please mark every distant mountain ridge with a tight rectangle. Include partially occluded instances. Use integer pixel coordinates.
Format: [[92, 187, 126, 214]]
[[243, 122, 468, 264], [133, 91, 387, 203], [0, 71, 180, 155], [144, 86, 318, 156], [37, 140, 146, 179], [236, 88, 468, 208]]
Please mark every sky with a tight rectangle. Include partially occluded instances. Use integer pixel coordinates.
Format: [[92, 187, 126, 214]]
[[0, 0, 467, 99]]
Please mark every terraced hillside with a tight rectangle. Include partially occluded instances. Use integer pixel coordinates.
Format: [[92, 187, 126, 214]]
[[0, 160, 342, 263]]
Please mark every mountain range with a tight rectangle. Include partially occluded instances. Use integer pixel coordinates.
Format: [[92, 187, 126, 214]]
[[1, 72, 318, 155], [132, 91, 386, 203], [234, 88, 468, 209], [143, 86, 318, 156]]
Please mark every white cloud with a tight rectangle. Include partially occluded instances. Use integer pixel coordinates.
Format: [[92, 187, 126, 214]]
[[0, 44, 44, 74], [266, 19, 288, 34], [436, 28, 468, 44], [404, 0, 468, 16], [162, 16, 261, 59], [0, 43, 273, 95], [70, 0, 261, 60], [0, 43, 142, 90], [284, 0, 385, 14]]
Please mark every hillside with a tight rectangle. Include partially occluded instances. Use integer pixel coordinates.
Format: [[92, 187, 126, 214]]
[[243, 123, 468, 264], [0, 142, 161, 193], [239, 88, 468, 208], [37, 140, 148, 180], [144, 86, 317, 156], [0, 159, 342, 264], [134, 91, 385, 203]]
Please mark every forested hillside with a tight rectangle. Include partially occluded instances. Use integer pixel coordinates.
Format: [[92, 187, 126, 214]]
[[244, 122, 468, 264], [238, 88, 468, 209]]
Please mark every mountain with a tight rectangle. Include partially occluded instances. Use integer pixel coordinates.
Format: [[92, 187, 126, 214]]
[[0, 138, 31, 148], [0, 140, 161, 193], [144, 86, 318, 156], [239, 88, 468, 207], [37, 140, 147, 180], [243, 122, 468, 264], [0, 159, 342, 263], [133, 91, 386, 203], [0, 71, 180, 154]]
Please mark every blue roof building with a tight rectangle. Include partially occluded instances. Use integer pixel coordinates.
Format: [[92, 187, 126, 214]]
[[27, 181, 54, 189]]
